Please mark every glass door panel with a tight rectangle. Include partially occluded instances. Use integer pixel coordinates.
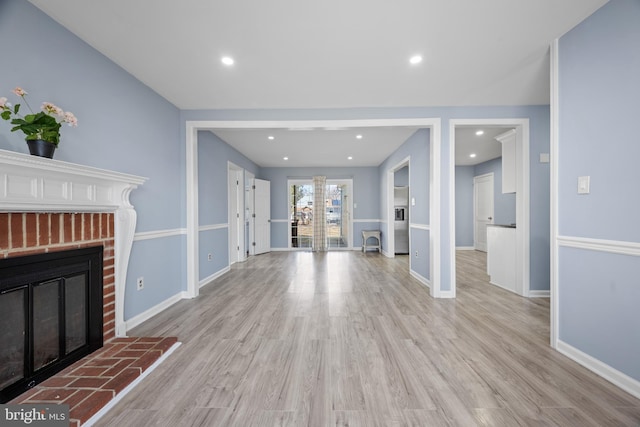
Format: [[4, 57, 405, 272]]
[[290, 182, 314, 249]]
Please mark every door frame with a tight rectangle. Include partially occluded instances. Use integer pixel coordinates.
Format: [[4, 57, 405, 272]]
[[449, 118, 530, 299], [185, 118, 441, 300], [473, 172, 494, 252], [386, 156, 410, 259], [228, 162, 244, 265]]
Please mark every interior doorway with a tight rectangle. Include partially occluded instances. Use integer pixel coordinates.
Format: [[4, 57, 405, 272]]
[[450, 119, 530, 298]]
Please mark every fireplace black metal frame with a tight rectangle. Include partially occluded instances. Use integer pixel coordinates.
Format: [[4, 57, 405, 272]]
[[0, 246, 104, 403]]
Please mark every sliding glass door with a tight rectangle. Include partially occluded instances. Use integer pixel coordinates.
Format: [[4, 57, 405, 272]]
[[288, 179, 352, 250]]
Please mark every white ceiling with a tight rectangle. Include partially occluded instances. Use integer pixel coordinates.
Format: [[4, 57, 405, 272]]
[[28, 0, 608, 167], [455, 126, 514, 166]]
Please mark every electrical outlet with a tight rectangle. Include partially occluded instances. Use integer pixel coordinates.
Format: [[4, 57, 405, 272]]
[[415, 251, 419, 257], [208, 253, 213, 261], [136, 277, 144, 290]]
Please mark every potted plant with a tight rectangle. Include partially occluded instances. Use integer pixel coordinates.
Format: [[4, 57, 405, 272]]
[[0, 87, 77, 158]]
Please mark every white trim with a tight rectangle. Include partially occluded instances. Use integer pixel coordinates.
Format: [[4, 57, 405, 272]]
[[456, 246, 475, 251], [199, 266, 230, 288], [186, 125, 199, 300], [270, 247, 291, 252], [528, 290, 550, 298], [557, 235, 640, 257], [410, 223, 430, 231], [557, 340, 640, 400], [353, 218, 382, 223], [550, 38, 560, 349], [186, 118, 442, 301], [270, 219, 288, 223], [84, 342, 182, 427], [199, 223, 228, 232], [449, 118, 530, 301], [134, 228, 186, 241], [410, 269, 431, 289], [0, 149, 148, 338], [430, 120, 442, 298], [125, 291, 188, 331], [381, 249, 393, 258], [437, 290, 455, 299]]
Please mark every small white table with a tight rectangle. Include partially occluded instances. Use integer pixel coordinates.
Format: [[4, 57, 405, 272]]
[[361, 230, 381, 252]]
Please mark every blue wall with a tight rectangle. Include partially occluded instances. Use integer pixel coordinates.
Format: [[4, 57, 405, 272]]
[[474, 157, 517, 226], [0, 0, 184, 321], [558, 0, 640, 381], [455, 166, 475, 247], [379, 129, 430, 279], [259, 166, 380, 248], [197, 131, 259, 281]]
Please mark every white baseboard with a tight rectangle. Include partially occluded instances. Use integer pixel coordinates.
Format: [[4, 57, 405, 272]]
[[270, 247, 291, 252], [528, 290, 550, 298], [410, 269, 431, 289], [556, 340, 640, 400], [125, 291, 188, 332], [199, 266, 230, 288], [381, 249, 393, 258], [456, 246, 475, 251], [437, 290, 456, 298]]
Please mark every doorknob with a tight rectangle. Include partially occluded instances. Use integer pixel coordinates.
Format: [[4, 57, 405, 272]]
[[488, 217, 492, 220]]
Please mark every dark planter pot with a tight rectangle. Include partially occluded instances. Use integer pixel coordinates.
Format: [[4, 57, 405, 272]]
[[27, 139, 57, 159]]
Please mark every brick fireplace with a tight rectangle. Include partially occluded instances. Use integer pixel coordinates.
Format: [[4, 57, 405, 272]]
[[0, 149, 147, 339], [1, 212, 116, 341]]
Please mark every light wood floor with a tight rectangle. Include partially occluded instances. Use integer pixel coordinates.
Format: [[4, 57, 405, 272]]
[[97, 251, 640, 426]]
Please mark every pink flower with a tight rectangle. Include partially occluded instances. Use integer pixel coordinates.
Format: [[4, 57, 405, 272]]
[[0, 97, 7, 108], [64, 111, 78, 127], [12, 87, 27, 97], [41, 102, 64, 118]]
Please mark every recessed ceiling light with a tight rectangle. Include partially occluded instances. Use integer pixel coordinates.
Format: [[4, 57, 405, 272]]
[[348, 156, 353, 160], [283, 156, 289, 161], [221, 56, 234, 66], [268, 136, 274, 140], [356, 134, 363, 139], [470, 153, 477, 158], [409, 55, 423, 65], [475, 130, 484, 136]]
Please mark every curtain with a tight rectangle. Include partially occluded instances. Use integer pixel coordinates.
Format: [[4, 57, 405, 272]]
[[312, 175, 327, 251]]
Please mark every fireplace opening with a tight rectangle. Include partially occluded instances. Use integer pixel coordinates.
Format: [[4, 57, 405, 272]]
[[0, 246, 103, 403]]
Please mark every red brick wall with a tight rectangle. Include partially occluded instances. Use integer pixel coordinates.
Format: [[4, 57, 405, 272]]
[[0, 212, 116, 341]]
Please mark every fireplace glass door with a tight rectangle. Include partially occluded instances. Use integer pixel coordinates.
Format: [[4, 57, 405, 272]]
[[0, 246, 103, 403]]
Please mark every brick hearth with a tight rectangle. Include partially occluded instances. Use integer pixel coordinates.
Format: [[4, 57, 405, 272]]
[[0, 212, 116, 341], [10, 336, 178, 426]]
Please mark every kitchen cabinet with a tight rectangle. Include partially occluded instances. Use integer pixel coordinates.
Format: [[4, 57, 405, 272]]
[[486, 224, 517, 293], [496, 129, 516, 194]]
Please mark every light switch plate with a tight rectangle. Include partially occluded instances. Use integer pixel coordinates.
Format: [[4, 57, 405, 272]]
[[540, 153, 550, 163], [411, 197, 416, 206], [578, 176, 590, 194]]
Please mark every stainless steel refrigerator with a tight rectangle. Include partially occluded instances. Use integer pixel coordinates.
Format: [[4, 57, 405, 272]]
[[394, 186, 409, 254]]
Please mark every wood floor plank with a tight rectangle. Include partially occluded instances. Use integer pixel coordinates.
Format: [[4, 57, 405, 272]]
[[93, 251, 640, 427]]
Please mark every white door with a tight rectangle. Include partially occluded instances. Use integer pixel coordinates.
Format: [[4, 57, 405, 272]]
[[254, 178, 271, 255], [245, 172, 255, 256], [228, 168, 241, 264], [474, 173, 494, 252]]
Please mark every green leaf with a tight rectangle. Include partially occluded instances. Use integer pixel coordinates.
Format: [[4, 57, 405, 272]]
[[14, 104, 20, 114], [1, 111, 10, 120]]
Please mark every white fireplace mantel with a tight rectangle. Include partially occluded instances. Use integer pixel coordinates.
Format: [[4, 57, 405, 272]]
[[0, 149, 147, 337]]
